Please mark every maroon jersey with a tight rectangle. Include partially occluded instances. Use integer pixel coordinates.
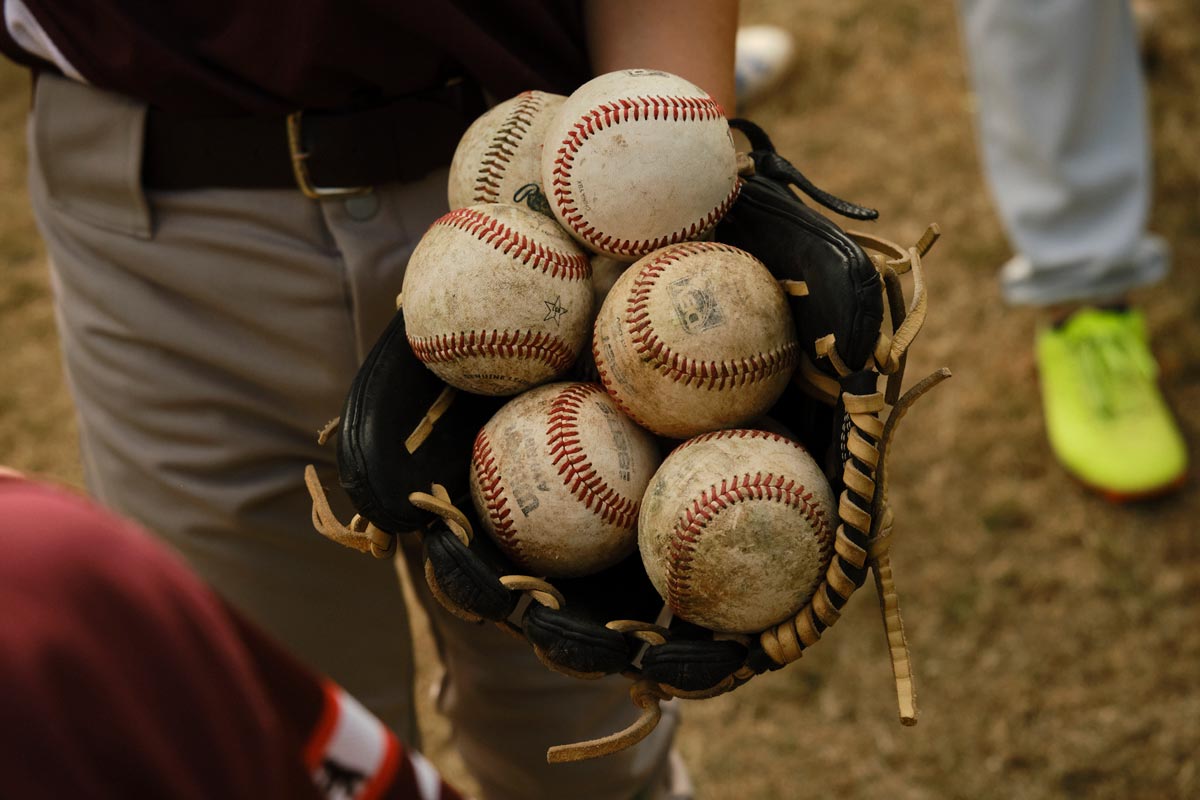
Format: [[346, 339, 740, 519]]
[[0, 0, 590, 114], [0, 476, 463, 800]]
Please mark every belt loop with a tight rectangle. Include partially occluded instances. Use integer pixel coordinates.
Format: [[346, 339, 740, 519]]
[[33, 71, 153, 238]]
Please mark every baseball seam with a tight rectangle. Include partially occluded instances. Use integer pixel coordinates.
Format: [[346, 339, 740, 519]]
[[674, 428, 807, 452], [626, 243, 800, 389], [666, 467, 833, 621], [408, 329, 576, 373], [549, 95, 741, 257], [591, 332, 657, 432], [435, 207, 590, 281], [545, 383, 640, 531], [472, 430, 527, 566], [473, 91, 544, 204]]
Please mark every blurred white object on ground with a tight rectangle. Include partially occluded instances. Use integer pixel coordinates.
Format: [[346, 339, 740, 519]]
[[735, 25, 795, 110]]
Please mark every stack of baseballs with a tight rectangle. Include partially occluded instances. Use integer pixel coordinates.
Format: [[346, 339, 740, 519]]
[[402, 69, 837, 634]]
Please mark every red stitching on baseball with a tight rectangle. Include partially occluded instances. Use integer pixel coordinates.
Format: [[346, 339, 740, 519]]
[[665, 470, 833, 619], [672, 428, 808, 454], [625, 243, 799, 388], [472, 430, 526, 565], [592, 330, 658, 432], [408, 329, 576, 374], [545, 383, 640, 531], [549, 95, 741, 257], [434, 207, 590, 281], [473, 91, 545, 203]]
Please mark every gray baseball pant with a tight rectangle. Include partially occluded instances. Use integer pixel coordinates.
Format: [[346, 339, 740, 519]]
[[27, 71, 675, 800]]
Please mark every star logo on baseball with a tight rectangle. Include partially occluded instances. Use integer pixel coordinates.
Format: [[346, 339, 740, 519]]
[[543, 296, 568, 325]]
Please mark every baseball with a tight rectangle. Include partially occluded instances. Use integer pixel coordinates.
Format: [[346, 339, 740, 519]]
[[592, 241, 799, 437], [542, 69, 741, 260], [403, 203, 593, 395], [638, 429, 837, 634], [448, 91, 566, 215], [470, 382, 661, 578]]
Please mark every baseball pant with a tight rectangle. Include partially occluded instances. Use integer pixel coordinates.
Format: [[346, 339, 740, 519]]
[[27, 71, 676, 800], [957, 0, 1169, 306]]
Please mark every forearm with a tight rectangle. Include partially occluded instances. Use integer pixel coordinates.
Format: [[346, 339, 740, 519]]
[[584, 0, 739, 112]]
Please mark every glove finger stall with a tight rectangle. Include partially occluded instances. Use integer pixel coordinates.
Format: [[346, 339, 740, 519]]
[[423, 527, 517, 622], [640, 638, 749, 693], [522, 603, 632, 678]]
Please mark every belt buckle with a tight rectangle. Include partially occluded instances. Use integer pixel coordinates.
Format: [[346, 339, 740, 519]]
[[286, 111, 371, 200]]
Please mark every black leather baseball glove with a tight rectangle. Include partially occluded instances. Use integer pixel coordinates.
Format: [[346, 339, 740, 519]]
[[305, 118, 949, 762]]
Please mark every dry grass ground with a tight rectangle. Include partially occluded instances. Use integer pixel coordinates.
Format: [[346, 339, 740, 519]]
[[1, 2, 1197, 798]]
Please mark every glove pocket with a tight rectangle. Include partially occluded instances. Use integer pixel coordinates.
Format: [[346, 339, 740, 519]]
[[717, 177, 883, 374], [338, 308, 502, 532]]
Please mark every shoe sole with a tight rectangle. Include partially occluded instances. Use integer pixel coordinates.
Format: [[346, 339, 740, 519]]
[[1073, 470, 1188, 504]]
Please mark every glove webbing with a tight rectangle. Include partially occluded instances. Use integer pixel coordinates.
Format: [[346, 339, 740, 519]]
[[760, 229, 949, 726], [729, 118, 880, 221]]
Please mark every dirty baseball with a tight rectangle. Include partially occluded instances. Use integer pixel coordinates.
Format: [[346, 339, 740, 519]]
[[470, 382, 661, 577]]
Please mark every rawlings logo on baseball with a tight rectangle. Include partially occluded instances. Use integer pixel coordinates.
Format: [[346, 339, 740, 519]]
[[448, 91, 566, 212], [668, 276, 725, 333]]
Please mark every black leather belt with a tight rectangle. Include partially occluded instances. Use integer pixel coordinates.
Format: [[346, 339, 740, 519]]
[[141, 81, 485, 198]]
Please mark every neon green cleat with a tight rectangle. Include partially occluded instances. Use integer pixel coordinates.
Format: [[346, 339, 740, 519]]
[[1036, 307, 1188, 501]]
